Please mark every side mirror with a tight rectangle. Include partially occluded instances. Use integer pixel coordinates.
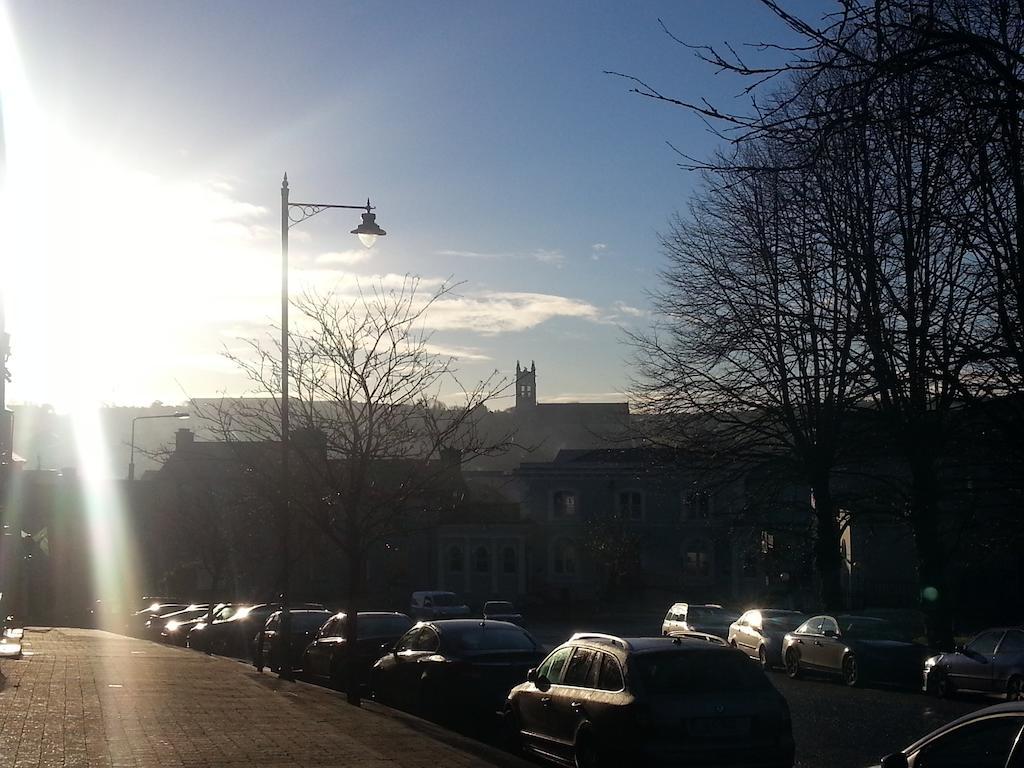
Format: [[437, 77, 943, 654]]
[[880, 753, 909, 768], [823, 629, 837, 639], [535, 674, 552, 693], [526, 668, 538, 683]]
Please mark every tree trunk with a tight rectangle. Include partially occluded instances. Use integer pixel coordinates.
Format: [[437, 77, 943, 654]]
[[907, 453, 955, 649], [810, 476, 844, 611], [344, 549, 365, 706]]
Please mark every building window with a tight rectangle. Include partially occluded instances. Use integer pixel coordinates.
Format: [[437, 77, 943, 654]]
[[617, 490, 643, 521], [447, 545, 464, 573], [683, 489, 711, 520], [683, 540, 711, 578], [474, 546, 491, 573], [502, 546, 517, 574], [553, 539, 578, 576], [552, 490, 578, 518]]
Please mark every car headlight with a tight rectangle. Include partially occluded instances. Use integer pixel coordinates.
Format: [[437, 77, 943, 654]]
[[924, 655, 939, 668], [165, 621, 181, 633]]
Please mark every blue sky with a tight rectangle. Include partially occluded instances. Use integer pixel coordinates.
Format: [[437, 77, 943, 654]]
[[1, 0, 826, 411]]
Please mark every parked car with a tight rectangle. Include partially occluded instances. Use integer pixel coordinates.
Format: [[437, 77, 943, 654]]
[[142, 604, 208, 642], [483, 601, 523, 624], [185, 603, 250, 652], [0, 615, 23, 658], [924, 626, 1024, 700], [873, 701, 1024, 768], [503, 632, 794, 768], [782, 614, 930, 687], [371, 619, 543, 723], [662, 602, 741, 639], [192, 602, 324, 658], [128, 601, 187, 636], [728, 610, 807, 670], [253, 609, 333, 672], [303, 612, 413, 690], [409, 591, 471, 620]]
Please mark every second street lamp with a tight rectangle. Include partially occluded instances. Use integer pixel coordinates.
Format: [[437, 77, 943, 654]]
[[276, 174, 385, 683]]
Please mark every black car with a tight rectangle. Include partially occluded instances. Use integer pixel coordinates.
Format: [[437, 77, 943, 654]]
[[303, 612, 413, 691], [129, 602, 187, 636], [371, 619, 543, 723], [782, 614, 929, 687], [142, 605, 208, 642], [193, 602, 324, 659], [504, 633, 794, 768], [874, 701, 1024, 768], [185, 603, 249, 652], [253, 609, 333, 672]]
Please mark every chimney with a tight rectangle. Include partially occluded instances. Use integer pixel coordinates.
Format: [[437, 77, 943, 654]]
[[175, 428, 195, 452]]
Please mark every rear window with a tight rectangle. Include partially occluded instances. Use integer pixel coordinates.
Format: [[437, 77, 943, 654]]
[[688, 607, 737, 622], [447, 627, 537, 652], [360, 615, 413, 637], [633, 651, 770, 694], [292, 612, 331, 632]]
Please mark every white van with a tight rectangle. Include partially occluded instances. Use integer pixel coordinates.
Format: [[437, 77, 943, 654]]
[[409, 590, 471, 620]]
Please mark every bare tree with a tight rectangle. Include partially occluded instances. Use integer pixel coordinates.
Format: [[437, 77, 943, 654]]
[[195, 276, 511, 704]]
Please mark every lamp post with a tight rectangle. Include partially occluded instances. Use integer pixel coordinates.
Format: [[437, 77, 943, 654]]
[[129, 412, 189, 480], [277, 174, 385, 681]]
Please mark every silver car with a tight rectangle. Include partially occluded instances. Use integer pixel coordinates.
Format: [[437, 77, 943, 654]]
[[728, 610, 806, 670], [924, 626, 1024, 700]]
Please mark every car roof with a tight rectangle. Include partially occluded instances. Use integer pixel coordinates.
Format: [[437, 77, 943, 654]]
[[419, 619, 523, 632], [327, 611, 411, 620], [564, 634, 735, 658], [903, 702, 1024, 754]]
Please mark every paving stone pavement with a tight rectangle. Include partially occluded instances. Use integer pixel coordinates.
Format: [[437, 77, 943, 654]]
[[0, 628, 531, 768]]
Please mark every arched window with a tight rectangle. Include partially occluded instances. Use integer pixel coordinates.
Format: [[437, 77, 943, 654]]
[[502, 546, 517, 574], [447, 545, 464, 573], [683, 540, 711, 578], [553, 539, 578, 576], [474, 546, 491, 573]]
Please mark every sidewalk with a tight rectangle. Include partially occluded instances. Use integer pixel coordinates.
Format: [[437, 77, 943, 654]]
[[0, 628, 531, 768]]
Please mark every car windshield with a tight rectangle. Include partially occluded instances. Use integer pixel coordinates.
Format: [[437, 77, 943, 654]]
[[762, 613, 806, 632], [838, 617, 911, 642], [633, 651, 770, 693], [688, 607, 738, 623], [447, 627, 537, 652]]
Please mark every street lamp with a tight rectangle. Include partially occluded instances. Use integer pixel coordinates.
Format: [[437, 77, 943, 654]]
[[277, 174, 384, 682], [128, 412, 189, 480]]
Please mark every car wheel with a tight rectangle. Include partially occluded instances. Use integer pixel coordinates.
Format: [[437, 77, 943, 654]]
[[842, 653, 859, 687], [573, 727, 602, 768], [1006, 676, 1024, 702], [501, 706, 523, 755], [785, 649, 801, 679], [934, 672, 955, 699], [758, 645, 769, 670]]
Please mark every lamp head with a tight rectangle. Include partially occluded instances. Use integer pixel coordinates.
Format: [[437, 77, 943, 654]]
[[352, 200, 386, 248]]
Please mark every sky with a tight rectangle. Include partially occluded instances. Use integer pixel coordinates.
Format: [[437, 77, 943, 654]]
[[0, 0, 827, 413]]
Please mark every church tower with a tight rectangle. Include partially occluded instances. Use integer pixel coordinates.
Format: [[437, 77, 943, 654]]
[[515, 360, 537, 410]]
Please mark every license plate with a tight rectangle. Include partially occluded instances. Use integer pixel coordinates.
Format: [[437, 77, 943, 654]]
[[688, 717, 751, 739]]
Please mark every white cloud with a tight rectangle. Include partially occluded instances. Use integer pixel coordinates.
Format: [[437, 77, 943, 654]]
[[612, 301, 649, 318], [591, 243, 607, 251], [544, 391, 627, 403], [436, 249, 506, 259], [315, 250, 373, 268], [532, 248, 565, 266], [422, 343, 493, 362], [427, 291, 600, 334]]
